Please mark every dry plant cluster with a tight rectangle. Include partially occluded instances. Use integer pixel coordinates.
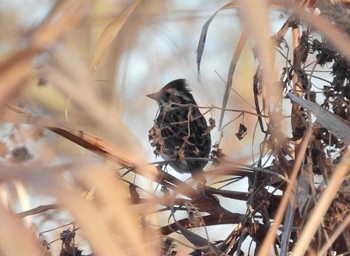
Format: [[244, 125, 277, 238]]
[[0, 1, 350, 256]]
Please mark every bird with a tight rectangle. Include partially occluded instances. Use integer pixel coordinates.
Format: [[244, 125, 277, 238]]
[[147, 79, 211, 180]]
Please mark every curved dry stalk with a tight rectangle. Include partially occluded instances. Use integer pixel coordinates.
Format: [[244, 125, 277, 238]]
[[259, 124, 313, 255]]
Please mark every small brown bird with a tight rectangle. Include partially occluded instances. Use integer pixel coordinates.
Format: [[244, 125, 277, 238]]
[[147, 79, 211, 179]]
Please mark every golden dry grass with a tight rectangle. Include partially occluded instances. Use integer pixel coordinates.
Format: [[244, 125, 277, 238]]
[[0, 1, 350, 255]]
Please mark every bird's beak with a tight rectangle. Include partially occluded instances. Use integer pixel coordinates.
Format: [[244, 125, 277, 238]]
[[146, 91, 161, 100]]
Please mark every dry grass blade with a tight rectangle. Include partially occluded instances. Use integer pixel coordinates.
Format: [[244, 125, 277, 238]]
[[219, 29, 249, 130], [30, 0, 88, 48], [17, 204, 59, 218], [238, 0, 283, 141], [170, 205, 220, 253], [3, 106, 199, 199], [90, 0, 142, 74], [196, 1, 236, 74], [36, 170, 127, 256], [84, 169, 158, 256], [0, 202, 43, 255], [0, 161, 157, 255], [288, 92, 350, 144], [258, 125, 313, 256], [2, 105, 158, 179], [292, 149, 350, 255], [3, 105, 199, 199], [0, 49, 39, 108]]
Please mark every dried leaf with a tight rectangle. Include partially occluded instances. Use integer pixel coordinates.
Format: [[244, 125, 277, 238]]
[[203, 117, 215, 135], [185, 202, 203, 228], [177, 147, 185, 162], [148, 124, 164, 156], [210, 143, 225, 166], [129, 184, 140, 202], [235, 123, 247, 140], [11, 147, 32, 162]]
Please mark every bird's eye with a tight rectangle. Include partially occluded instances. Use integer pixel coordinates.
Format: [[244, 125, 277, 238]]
[[165, 92, 171, 98]]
